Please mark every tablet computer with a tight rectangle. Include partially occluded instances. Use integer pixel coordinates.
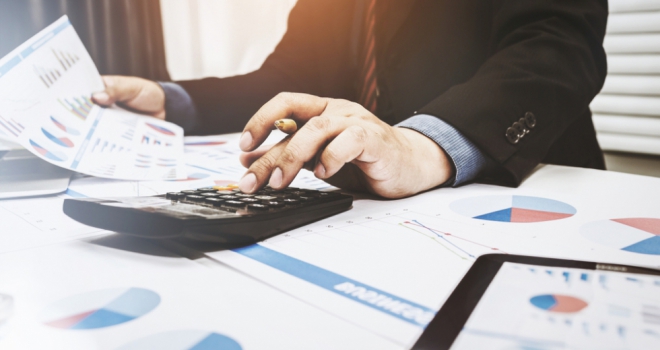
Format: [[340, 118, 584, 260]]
[[412, 254, 660, 350]]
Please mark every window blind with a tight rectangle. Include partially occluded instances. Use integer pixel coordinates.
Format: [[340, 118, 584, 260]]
[[592, 0, 660, 155]]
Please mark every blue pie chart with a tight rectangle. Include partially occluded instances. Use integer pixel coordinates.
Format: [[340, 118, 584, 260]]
[[118, 330, 242, 350], [40, 287, 160, 329]]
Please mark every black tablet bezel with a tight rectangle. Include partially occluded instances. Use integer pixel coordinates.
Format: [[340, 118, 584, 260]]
[[412, 254, 660, 350]]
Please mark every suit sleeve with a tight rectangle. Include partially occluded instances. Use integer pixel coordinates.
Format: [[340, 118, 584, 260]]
[[417, 0, 608, 186], [174, 0, 356, 135]]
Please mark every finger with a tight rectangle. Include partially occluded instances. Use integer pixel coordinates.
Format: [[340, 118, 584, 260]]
[[238, 139, 290, 193], [269, 115, 355, 189], [239, 144, 274, 168], [315, 125, 372, 179], [239, 92, 328, 152], [92, 76, 164, 115]]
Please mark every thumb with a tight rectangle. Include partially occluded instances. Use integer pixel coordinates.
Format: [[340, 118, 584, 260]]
[[91, 76, 165, 117], [92, 76, 139, 106]]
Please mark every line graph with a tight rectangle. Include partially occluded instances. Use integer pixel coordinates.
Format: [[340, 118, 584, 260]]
[[214, 204, 505, 345]]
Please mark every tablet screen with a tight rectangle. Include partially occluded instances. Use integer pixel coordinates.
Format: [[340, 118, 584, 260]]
[[450, 262, 660, 349]]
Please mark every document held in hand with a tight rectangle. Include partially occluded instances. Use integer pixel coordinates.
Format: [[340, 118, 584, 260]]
[[0, 16, 186, 181]]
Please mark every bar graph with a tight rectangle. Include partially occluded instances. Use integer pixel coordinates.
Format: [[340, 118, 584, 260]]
[[33, 64, 62, 88], [0, 115, 25, 137], [51, 48, 79, 71], [58, 96, 93, 120]]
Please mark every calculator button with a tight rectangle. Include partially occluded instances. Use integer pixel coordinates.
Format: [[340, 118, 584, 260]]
[[263, 201, 285, 208], [166, 192, 183, 200], [224, 200, 246, 207], [181, 190, 198, 195], [248, 204, 269, 211], [255, 195, 277, 201], [235, 193, 254, 198], [216, 190, 234, 195], [283, 198, 300, 205], [220, 195, 239, 200], [240, 198, 260, 203], [186, 195, 205, 202], [205, 198, 224, 206], [200, 192, 220, 197], [299, 196, 315, 202], [231, 189, 242, 193], [197, 187, 215, 192]]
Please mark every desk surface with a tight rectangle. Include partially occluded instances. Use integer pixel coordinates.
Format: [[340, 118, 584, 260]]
[[1, 134, 659, 349]]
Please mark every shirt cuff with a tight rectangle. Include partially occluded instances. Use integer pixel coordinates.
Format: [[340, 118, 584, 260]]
[[158, 82, 198, 133], [396, 114, 489, 187]]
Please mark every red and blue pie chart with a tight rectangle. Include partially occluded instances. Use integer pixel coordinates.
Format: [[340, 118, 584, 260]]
[[42, 128, 74, 148], [581, 218, 660, 256], [51, 116, 80, 136], [530, 294, 588, 313], [40, 287, 160, 330], [118, 330, 242, 350], [146, 122, 176, 136], [30, 139, 67, 162], [450, 195, 576, 223], [184, 140, 227, 147]]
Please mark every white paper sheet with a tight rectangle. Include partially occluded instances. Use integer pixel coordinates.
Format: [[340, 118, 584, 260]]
[[67, 134, 334, 198], [0, 193, 106, 255], [0, 238, 401, 350], [0, 16, 186, 181], [451, 262, 660, 350], [206, 165, 660, 347]]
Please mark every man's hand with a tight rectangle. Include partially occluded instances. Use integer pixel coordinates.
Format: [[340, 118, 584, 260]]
[[92, 76, 166, 120], [238, 93, 454, 199]]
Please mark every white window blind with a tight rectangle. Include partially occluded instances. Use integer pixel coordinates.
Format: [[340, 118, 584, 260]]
[[592, 0, 660, 155]]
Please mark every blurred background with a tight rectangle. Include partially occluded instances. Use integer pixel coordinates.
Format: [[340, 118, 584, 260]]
[[0, 0, 658, 178]]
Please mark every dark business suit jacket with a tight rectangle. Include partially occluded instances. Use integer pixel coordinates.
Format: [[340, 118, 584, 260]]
[[177, 0, 608, 186]]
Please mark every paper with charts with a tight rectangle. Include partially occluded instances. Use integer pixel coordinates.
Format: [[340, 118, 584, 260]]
[[208, 167, 660, 347], [0, 16, 186, 180], [451, 262, 660, 349]]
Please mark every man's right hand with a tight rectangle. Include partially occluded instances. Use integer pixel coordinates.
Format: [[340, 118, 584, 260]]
[[92, 76, 166, 120]]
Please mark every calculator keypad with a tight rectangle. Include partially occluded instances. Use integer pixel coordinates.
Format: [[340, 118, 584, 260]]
[[165, 186, 335, 215]]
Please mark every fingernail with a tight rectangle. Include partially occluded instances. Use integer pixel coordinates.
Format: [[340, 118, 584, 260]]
[[239, 132, 253, 151], [269, 167, 283, 188], [239, 173, 257, 193], [314, 163, 326, 178], [92, 92, 109, 104]]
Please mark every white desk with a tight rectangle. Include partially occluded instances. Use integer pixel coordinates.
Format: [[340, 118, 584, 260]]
[[1, 134, 659, 349]]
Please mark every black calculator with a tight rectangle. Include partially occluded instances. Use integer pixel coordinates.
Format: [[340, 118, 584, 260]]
[[63, 186, 353, 245]]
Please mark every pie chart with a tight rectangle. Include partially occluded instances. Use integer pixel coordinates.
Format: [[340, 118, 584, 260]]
[[146, 122, 176, 136], [450, 195, 576, 223], [184, 140, 227, 147], [581, 218, 660, 255], [41, 287, 160, 330], [118, 330, 242, 350], [530, 294, 588, 313], [30, 139, 68, 162]]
